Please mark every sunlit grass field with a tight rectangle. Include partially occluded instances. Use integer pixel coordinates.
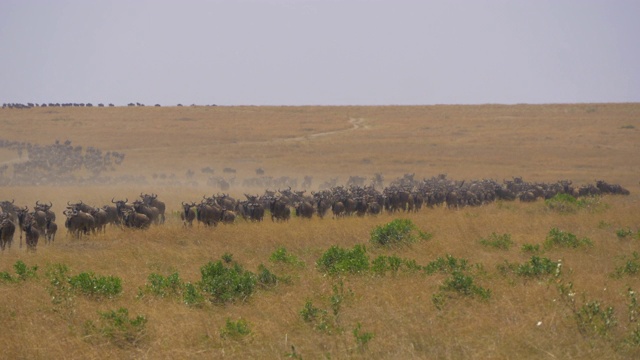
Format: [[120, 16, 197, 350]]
[[1, 103, 639, 359]]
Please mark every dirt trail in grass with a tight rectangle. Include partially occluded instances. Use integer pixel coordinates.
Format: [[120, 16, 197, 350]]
[[283, 117, 368, 142], [125, 117, 369, 154]]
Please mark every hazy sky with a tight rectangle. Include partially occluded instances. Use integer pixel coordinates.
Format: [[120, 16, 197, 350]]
[[1, 0, 639, 106]]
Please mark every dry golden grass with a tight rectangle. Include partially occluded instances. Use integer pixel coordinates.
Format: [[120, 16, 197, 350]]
[[1, 103, 640, 359]]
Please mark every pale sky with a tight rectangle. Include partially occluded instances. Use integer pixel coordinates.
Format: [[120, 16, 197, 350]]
[[1, 0, 638, 106]]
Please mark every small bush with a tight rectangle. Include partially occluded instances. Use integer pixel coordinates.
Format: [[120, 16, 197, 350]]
[[545, 193, 603, 213], [182, 282, 204, 306], [269, 246, 304, 266], [13, 260, 38, 281], [370, 219, 431, 246], [544, 228, 593, 249], [612, 252, 640, 278], [440, 270, 491, 299], [353, 322, 374, 351], [498, 256, 559, 278], [521, 243, 541, 253], [479, 232, 514, 250], [220, 318, 251, 339], [0, 261, 38, 283], [0, 271, 12, 282], [329, 279, 352, 317], [84, 307, 147, 348], [140, 272, 184, 298], [424, 254, 469, 275], [576, 301, 617, 337], [256, 264, 278, 288], [316, 244, 369, 275], [616, 228, 635, 239], [199, 259, 256, 304], [69, 272, 122, 298], [300, 300, 330, 331]]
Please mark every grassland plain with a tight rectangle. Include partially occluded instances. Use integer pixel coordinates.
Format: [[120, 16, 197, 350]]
[[0, 103, 639, 359]]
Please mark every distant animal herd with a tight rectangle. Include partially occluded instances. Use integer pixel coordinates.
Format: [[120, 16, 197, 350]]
[[2, 102, 217, 109], [0, 175, 630, 252]]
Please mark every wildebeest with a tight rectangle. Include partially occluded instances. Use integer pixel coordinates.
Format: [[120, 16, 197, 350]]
[[269, 197, 291, 222], [196, 201, 223, 227], [331, 201, 345, 218], [63, 209, 95, 238], [23, 221, 40, 251], [89, 207, 109, 233], [122, 208, 151, 229], [140, 193, 166, 224], [295, 201, 315, 219], [180, 202, 197, 227], [220, 209, 236, 224], [45, 217, 58, 244], [35, 201, 56, 222], [0, 214, 16, 250], [133, 200, 160, 225]]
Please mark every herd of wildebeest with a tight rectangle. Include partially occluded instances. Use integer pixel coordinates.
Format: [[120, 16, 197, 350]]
[[0, 173, 631, 252]]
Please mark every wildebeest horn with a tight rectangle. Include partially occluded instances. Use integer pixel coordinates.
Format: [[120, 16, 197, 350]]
[[67, 201, 72, 206], [112, 197, 116, 203], [36, 200, 41, 206], [48, 201, 52, 207]]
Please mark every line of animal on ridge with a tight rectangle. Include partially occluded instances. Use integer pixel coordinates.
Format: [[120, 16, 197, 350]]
[[1, 177, 630, 252]]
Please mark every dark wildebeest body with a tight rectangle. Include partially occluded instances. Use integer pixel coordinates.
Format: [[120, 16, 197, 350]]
[[0, 215, 16, 250], [180, 202, 197, 227], [295, 201, 315, 219], [23, 222, 40, 251], [123, 209, 151, 229], [269, 198, 291, 222], [141, 193, 166, 224], [45, 217, 58, 244]]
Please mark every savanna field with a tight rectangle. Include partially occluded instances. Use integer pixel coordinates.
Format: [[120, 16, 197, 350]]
[[1, 103, 639, 359]]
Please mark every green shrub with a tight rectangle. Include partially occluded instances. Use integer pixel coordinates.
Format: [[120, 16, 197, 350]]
[[616, 228, 635, 239], [199, 259, 256, 304], [182, 282, 204, 306], [544, 228, 593, 249], [479, 232, 514, 250], [545, 193, 580, 213], [256, 264, 278, 288], [498, 256, 559, 278], [545, 193, 604, 214], [0, 260, 38, 283], [576, 301, 617, 337], [140, 272, 184, 298], [0, 271, 12, 282], [370, 219, 431, 246], [612, 252, 640, 278], [316, 244, 369, 275], [424, 254, 469, 275], [353, 322, 374, 351], [300, 299, 330, 331], [521, 243, 541, 253], [329, 279, 352, 317], [13, 260, 38, 281], [84, 307, 147, 348], [220, 318, 251, 339], [269, 246, 304, 266], [440, 270, 491, 299], [68, 272, 122, 298]]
